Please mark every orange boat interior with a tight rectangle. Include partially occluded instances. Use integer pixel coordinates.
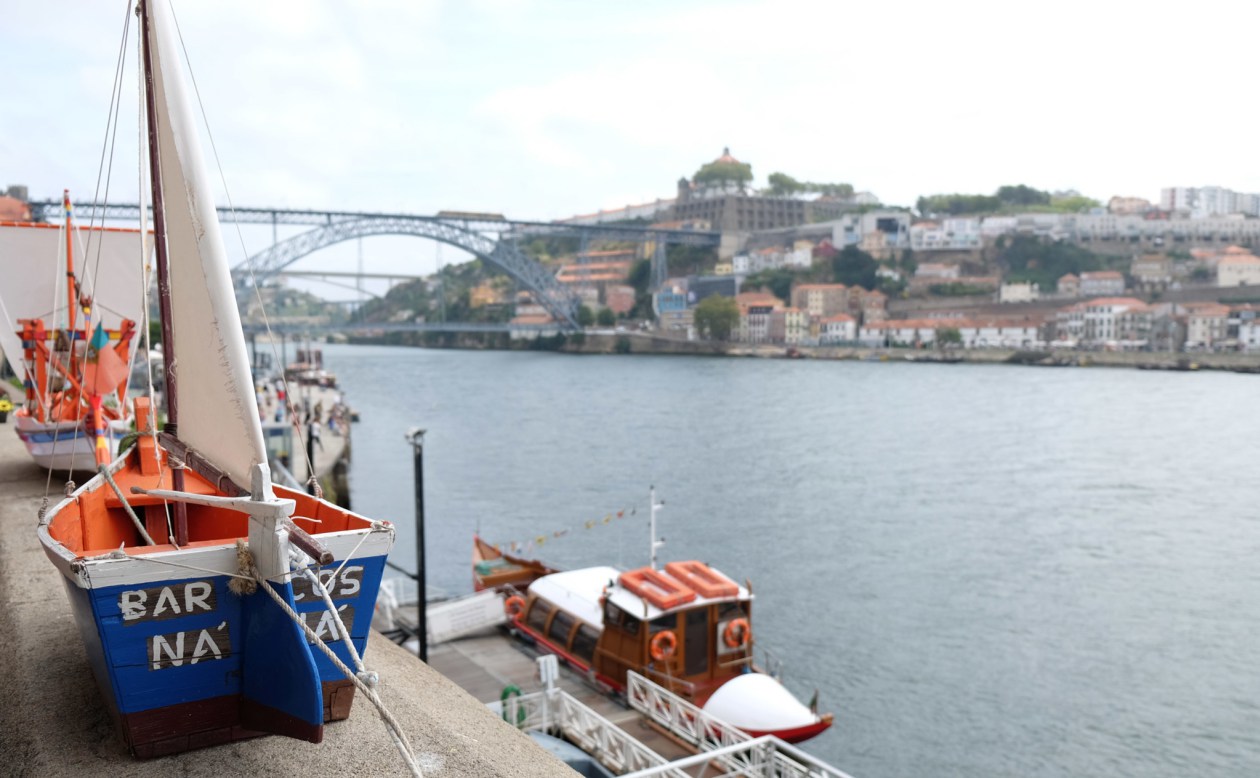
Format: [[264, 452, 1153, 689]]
[[48, 433, 370, 559]]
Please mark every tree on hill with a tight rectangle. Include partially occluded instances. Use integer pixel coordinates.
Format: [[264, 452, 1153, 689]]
[[1050, 193, 1100, 212], [766, 172, 854, 199], [916, 193, 1001, 217], [998, 235, 1104, 290], [596, 308, 615, 326], [742, 268, 797, 302], [694, 295, 740, 341], [577, 305, 595, 327], [833, 246, 879, 290], [918, 185, 1101, 217], [694, 157, 753, 190], [767, 172, 804, 196], [996, 184, 1051, 207]]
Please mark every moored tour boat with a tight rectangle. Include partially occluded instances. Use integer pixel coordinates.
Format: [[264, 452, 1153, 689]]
[[476, 492, 834, 744], [36, 0, 394, 758]]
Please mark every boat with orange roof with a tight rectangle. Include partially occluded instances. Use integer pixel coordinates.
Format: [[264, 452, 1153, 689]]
[[475, 489, 834, 744]]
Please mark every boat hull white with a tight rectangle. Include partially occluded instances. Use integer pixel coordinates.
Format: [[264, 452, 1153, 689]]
[[14, 413, 129, 471], [701, 672, 833, 744]]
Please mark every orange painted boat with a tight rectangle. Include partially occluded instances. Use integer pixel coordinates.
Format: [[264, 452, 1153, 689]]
[[472, 533, 558, 592], [0, 199, 149, 472], [478, 489, 834, 744]]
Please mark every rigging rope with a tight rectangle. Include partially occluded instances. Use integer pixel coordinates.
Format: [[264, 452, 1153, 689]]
[[238, 543, 423, 777]]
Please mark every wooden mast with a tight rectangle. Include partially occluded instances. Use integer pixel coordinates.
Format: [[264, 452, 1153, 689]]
[[63, 190, 76, 338], [139, 0, 188, 545]]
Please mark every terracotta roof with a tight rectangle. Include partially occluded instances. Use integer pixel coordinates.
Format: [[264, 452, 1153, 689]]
[[0, 196, 30, 221], [1080, 271, 1124, 280], [714, 146, 740, 165], [822, 314, 855, 323]]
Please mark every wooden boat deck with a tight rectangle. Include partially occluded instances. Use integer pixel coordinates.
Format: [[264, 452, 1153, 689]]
[[423, 628, 708, 771]]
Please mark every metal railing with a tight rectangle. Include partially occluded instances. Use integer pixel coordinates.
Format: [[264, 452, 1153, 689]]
[[492, 656, 853, 778], [498, 688, 687, 778]]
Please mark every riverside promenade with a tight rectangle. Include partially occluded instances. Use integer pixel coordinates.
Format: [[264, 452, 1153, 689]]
[[0, 428, 574, 777]]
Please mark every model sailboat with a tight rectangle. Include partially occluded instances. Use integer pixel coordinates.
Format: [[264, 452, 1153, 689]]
[[37, 0, 394, 758], [0, 195, 147, 471]]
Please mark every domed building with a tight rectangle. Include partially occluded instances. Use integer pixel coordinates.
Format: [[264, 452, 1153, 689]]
[[671, 148, 810, 248]]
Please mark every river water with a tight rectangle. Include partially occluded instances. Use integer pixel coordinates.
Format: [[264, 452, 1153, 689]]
[[322, 342, 1260, 778]]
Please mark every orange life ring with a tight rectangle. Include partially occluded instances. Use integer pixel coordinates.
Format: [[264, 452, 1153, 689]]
[[650, 630, 678, 662], [723, 618, 750, 649], [504, 595, 526, 618]]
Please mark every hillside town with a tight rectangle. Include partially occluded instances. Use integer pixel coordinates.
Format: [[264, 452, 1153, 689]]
[[493, 150, 1260, 353], [8, 147, 1260, 355]]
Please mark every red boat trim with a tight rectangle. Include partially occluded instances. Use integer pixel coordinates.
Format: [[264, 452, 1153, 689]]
[[739, 716, 834, 744]]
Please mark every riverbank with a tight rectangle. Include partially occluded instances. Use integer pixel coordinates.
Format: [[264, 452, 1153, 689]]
[[349, 330, 1260, 372]]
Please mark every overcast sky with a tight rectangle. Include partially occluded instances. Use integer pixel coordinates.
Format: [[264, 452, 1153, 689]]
[[2, 0, 1256, 290]]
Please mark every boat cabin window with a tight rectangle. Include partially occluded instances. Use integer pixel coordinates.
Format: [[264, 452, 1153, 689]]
[[717, 601, 749, 622], [548, 609, 575, 646], [570, 624, 599, 663], [604, 601, 640, 636], [526, 600, 552, 634], [649, 614, 677, 634]]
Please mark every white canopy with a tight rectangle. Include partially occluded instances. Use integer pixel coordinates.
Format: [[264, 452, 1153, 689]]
[[0, 222, 148, 383]]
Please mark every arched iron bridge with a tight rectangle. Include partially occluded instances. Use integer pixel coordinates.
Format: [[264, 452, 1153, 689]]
[[31, 202, 720, 331]]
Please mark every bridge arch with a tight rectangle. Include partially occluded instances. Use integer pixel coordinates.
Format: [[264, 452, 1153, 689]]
[[232, 216, 580, 329]]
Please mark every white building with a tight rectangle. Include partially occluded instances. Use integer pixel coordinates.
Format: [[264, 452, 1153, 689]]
[[1055, 297, 1150, 347], [909, 218, 983, 252], [998, 282, 1039, 303], [1216, 250, 1260, 287], [1183, 303, 1230, 348], [1079, 271, 1125, 296], [1237, 318, 1260, 351], [858, 318, 1042, 349], [819, 314, 857, 344], [915, 262, 960, 280]]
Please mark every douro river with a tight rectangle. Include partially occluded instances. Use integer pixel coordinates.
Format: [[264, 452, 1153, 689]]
[[325, 343, 1258, 778]]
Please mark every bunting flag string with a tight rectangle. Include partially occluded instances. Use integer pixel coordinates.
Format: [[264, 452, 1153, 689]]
[[500, 503, 639, 556]]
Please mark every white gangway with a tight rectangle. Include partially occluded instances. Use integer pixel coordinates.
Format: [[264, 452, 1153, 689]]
[[494, 656, 856, 778]]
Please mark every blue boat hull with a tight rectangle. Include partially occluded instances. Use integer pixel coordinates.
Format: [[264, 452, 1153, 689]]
[[60, 555, 388, 758]]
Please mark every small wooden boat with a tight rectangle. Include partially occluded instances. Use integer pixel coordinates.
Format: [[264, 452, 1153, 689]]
[[477, 491, 834, 744], [473, 533, 559, 592], [0, 197, 148, 471], [37, 0, 394, 758]]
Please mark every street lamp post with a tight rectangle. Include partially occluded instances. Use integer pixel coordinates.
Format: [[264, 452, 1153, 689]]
[[405, 427, 428, 662]]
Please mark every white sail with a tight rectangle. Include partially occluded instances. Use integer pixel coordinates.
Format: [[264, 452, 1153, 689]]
[[146, 0, 266, 490], [0, 223, 148, 384]]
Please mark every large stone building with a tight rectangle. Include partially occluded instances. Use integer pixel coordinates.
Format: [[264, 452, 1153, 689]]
[[669, 149, 813, 257]]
